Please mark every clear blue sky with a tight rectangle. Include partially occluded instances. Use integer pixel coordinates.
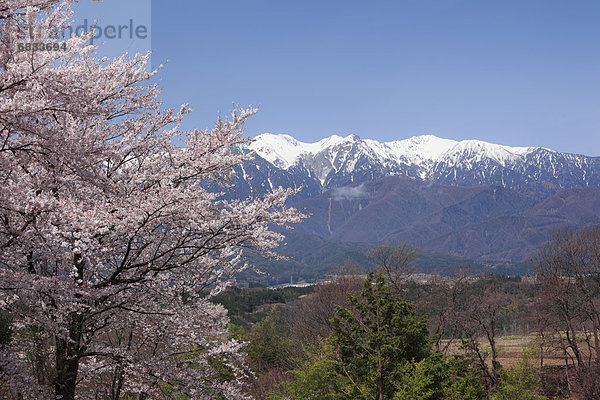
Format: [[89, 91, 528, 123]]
[[77, 1, 600, 155]]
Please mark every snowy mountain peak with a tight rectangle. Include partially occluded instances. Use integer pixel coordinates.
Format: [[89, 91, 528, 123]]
[[386, 135, 458, 163], [248, 133, 366, 169], [234, 132, 600, 201], [343, 133, 361, 141], [437, 139, 538, 168], [250, 133, 539, 171], [248, 133, 306, 169]]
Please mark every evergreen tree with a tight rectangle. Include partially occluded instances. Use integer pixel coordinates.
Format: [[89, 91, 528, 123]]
[[331, 272, 430, 400]]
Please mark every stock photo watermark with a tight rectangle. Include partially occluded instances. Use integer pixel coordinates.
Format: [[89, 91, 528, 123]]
[[16, 0, 151, 65], [58, 19, 149, 45]]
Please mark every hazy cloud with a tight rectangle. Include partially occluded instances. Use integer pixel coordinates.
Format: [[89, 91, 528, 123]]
[[330, 184, 370, 201]]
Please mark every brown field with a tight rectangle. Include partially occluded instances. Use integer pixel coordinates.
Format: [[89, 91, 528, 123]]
[[442, 334, 573, 369]]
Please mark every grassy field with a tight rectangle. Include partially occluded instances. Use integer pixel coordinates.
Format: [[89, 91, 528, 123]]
[[443, 334, 571, 369]]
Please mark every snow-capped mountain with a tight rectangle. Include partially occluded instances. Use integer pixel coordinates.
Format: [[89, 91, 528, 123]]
[[235, 133, 600, 200], [247, 133, 460, 183], [231, 134, 600, 277]]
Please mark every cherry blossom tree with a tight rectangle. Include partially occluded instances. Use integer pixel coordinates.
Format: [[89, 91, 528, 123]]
[[0, 1, 303, 398]]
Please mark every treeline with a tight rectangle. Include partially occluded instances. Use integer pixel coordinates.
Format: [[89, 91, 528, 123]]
[[218, 228, 600, 399], [211, 285, 314, 325]]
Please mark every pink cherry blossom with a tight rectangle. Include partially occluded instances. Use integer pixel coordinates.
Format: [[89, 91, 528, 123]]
[[0, 1, 304, 398]]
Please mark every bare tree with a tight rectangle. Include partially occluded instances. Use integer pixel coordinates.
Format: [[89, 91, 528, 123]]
[[426, 271, 470, 354], [533, 226, 600, 399], [452, 277, 511, 388], [290, 262, 363, 344], [367, 242, 416, 294]]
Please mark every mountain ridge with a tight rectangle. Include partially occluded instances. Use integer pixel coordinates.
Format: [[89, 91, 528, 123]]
[[235, 133, 600, 201], [248, 133, 541, 174], [229, 133, 600, 280]]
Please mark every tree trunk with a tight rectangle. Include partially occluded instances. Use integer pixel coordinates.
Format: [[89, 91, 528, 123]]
[[111, 366, 125, 400], [489, 330, 500, 384], [54, 314, 83, 400], [378, 357, 383, 400]]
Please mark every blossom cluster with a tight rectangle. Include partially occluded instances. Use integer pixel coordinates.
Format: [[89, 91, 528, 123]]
[[0, 1, 303, 398]]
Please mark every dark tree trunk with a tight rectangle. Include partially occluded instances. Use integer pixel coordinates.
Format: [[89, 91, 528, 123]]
[[54, 314, 83, 400]]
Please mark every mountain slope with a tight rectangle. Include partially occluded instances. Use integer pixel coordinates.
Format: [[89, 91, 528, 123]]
[[289, 177, 600, 262]]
